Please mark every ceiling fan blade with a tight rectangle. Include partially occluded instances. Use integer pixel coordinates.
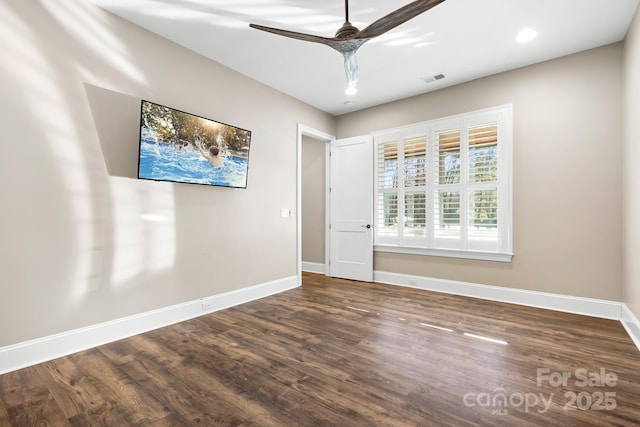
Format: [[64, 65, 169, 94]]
[[357, 0, 447, 40], [249, 24, 336, 47], [250, 23, 368, 54]]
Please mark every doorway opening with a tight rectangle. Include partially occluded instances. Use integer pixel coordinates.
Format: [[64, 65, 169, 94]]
[[296, 125, 334, 285]]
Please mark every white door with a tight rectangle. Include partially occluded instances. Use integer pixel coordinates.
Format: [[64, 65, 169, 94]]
[[329, 135, 373, 282]]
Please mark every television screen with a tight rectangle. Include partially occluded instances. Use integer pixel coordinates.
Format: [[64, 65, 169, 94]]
[[137, 100, 252, 188]]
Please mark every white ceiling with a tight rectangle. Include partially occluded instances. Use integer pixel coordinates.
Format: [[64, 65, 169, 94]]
[[88, 0, 639, 116]]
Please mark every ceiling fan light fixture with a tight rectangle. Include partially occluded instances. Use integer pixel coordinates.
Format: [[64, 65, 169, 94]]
[[345, 84, 358, 95], [516, 28, 537, 43]]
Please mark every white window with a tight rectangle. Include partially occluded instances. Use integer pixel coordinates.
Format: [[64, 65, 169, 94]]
[[373, 105, 513, 262]]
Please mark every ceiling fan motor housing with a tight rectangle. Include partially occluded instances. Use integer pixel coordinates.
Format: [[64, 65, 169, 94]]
[[335, 22, 359, 38]]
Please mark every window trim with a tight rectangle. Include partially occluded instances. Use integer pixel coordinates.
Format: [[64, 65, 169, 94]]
[[372, 105, 513, 262], [374, 245, 513, 263]]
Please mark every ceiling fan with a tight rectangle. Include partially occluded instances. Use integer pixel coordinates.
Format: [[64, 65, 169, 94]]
[[250, 0, 447, 93]]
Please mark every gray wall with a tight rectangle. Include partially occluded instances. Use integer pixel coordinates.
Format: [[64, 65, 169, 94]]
[[336, 43, 624, 301], [624, 6, 640, 320], [0, 1, 333, 347]]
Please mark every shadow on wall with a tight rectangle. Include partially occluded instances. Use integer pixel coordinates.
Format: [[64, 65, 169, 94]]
[[77, 85, 181, 317], [0, 0, 181, 344], [85, 86, 179, 291], [85, 84, 141, 179]]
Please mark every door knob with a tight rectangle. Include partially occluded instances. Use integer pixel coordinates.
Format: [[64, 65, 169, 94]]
[[362, 224, 371, 229]]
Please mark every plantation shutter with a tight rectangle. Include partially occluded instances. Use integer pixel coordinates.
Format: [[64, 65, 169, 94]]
[[376, 139, 400, 245], [434, 128, 462, 248], [467, 122, 499, 244], [373, 105, 512, 261], [403, 136, 427, 243]]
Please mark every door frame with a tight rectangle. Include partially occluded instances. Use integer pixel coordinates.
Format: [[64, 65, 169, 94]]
[[296, 124, 335, 285]]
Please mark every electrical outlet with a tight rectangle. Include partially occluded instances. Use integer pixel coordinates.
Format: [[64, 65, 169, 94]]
[[202, 300, 215, 311]]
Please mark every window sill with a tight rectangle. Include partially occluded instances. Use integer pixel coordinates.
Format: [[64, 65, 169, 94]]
[[374, 245, 513, 263]]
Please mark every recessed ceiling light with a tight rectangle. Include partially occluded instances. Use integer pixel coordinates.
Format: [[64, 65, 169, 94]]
[[516, 28, 537, 43], [345, 85, 357, 96]]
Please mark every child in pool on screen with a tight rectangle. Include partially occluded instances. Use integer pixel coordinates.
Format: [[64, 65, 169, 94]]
[[193, 139, 224, 168]]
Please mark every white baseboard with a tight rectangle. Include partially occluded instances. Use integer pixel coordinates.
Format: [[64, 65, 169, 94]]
[[622, 304, 640, 352], [374, 271, 622, 320], [0, 276, 298, 375], [302, 261, 327, 274]]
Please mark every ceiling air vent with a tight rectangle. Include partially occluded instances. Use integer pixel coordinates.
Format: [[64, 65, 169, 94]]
[[422, 73, 445, 84]]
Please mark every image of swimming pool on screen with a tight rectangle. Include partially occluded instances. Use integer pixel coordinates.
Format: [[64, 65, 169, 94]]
[[137, 100, 252, 189]]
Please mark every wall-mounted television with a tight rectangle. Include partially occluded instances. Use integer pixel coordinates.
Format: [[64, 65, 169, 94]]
[[137, 100, 252, 188]]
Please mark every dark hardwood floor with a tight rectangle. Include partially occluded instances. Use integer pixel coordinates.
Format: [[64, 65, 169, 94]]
[[1, 272, 639, 426]]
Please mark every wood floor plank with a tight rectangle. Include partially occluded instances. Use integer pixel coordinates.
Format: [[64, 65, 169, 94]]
[[144, 326, 349, 425], [65, 400, 130, 427], [69, 348, 171, 425], [0, 396, 9, 426], [37, 355, 114, 421], [200, 326, 425, 426], [5, 391, 70, 427], [1, 272, 639, 426], [0, 366, 49, 409], [98, 340, 248, 426], [117, 331, 296, 426]]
